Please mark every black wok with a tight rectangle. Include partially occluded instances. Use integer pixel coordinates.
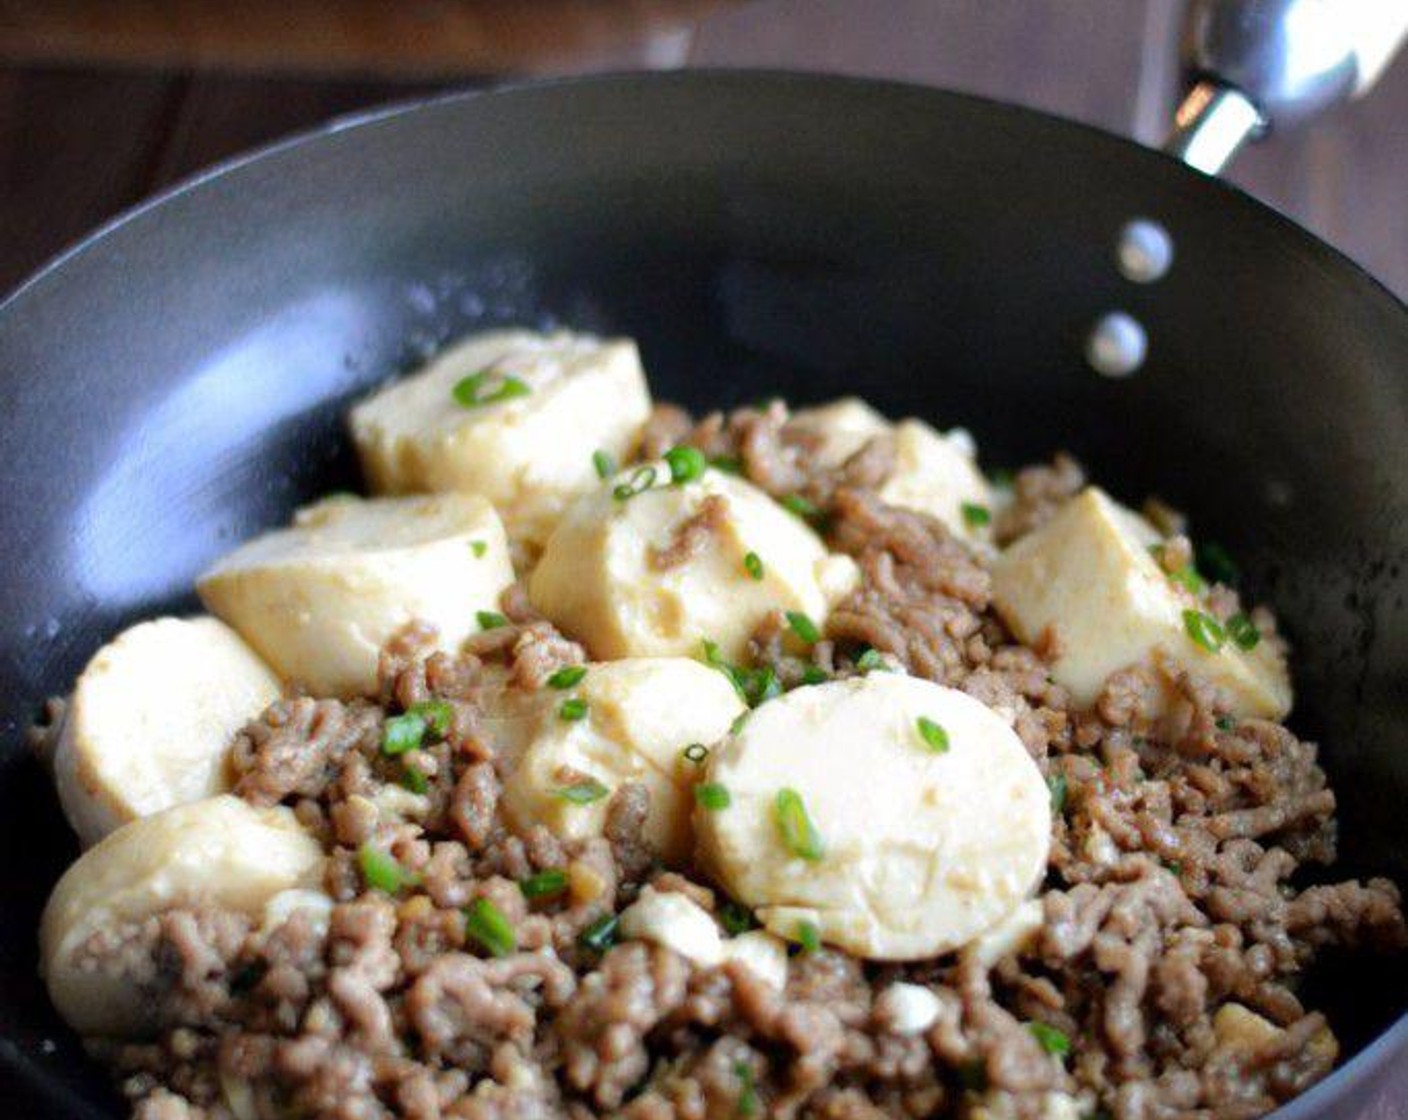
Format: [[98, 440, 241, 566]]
[[0, 72, 1403, 1118]]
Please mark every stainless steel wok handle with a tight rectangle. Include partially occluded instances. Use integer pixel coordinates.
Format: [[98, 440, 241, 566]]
[[1165, 0, 1408, 174]]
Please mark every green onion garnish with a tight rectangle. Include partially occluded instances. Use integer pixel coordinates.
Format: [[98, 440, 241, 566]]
[[477, 610, 509, 630], [916, 717, 950, 753], [774, 788, 824, 861], [470, 540, 487, 558], [1198, 540, 1240, 586], [664, 445, 707, 485], [785, 611, 821, 644], [547, 665, 588, 689], [408, 699, 454, 738], [464, 898, 516, 958], [729, 710, 750, 736], [579, 913, 619, 952], [709, 454, 743, 475], [1215, 716, 1236, 732], [401, 765, 430, 795], [1182, 609, 1226, 653], [744, 551, 765, 580], [357, 843, 418, 895], [796, 920, 821, 954], [1047, 772, 1068, 815], [855, 648, 890, 673], [719, 901, 755, 936], [559, 698, 589, 722], [381, 712, 427, 756], [612, 465, 658, 501], [592, 449, 616, 480], [452, 370, 532, 409], [750, 665, 783, 706], [800, 665, 829, 686], [1027, 1021, 1071, 1058], [519, 868, 569, 900], [695, 782, 731, 811], [682, 743, 710, 765], [961, 502, 991, 529], [780, 494, 823, 522], [1163, 860, 1183, 876], [1226, 613, 1260, 650], [555, 777, 608, 804], [733, 1061, 759, 1118]]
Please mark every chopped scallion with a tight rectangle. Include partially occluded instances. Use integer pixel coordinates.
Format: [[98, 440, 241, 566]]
[[774, 788, 824, 861], [664, 445, 707, 485], [780, 494, 823, 523], [961, 502, 992, 529], [547, 665, 588, 689], [796, 920, 821, 953], [579, 913, 619, 952], [381, 713, 427, 757], [719, 901, 755, 936], [709, 454, 743, 475], [470, 539, 487, 558], [408, 699, 454, 738], [477, 610, 509, 631], [733, 1061, 759, 1118], [520, 868, 569, 900], [592, 449, 616, 480], [464, 898, 516, 958], [1215, 715, 1236, 732], [558, 698, 589, 722], [744, 551, 765, 580], [682, 743, 710, 765], [452, 370, 532, 409], [1047, 772, 1068, 815], [800, 664, 829, 686], [695, 782, 731, 811], [357, 843, 418, 895], [1198, 541, 1240, 586], [1182, 609, 1226, 653], [401, 765, 430, 795], [916, 717, 950, 753], [555, 777, 608, 804], [1226, 613, 1260, 650], [855, 648, 890, 673], [785, 610, 821, 644], [612, 465, 658, 501], [1027, 1021, 1071, 1058]]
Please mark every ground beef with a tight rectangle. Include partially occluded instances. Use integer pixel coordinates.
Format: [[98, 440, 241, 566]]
[[75, 401, 1402, 1120], [648, 493, 729, 570]]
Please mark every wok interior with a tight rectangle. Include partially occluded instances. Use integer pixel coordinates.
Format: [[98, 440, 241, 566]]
[[0, 74, 1403, 1114]]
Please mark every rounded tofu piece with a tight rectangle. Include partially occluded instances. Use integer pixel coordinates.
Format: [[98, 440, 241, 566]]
[[40, 795, 324, 1037], [197, 493, 514, 697], [721, 929, 789, 991], [695, 674, 1050, 960], [786, 397, 891, 469], [877, 419, 994, 544], [990, 487, 1292, 718], [497, 658, 746, 864], [349, 329, 652, 547], [52, 616, 281, 848], [529, 466, 859, 661], [618, 886, 723, 966]]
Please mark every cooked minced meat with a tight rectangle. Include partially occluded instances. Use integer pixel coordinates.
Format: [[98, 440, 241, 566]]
[[77, 402, 1402, 1120]]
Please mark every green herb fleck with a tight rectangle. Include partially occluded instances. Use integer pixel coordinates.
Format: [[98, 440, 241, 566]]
[[729, 710, 750, 736], [452, 369, 532, 409], [785, 611, 821, 644], [709, 454, 743, 475], [961, 502, 992, 529], [547, 665, 588, 689], [1163, 860, 1184, 876], [1028, 1021, 1071, 1059], [733, 1061, 759, 1118], [719, 901, 755, 936], [477, 610, 509, 631], [1047, 772, 1068, 815], [780, 494, 823, 523], [579, 913, 619, 953], [695, 782, 731, 811], [795, 920, 821, 954], [1182, 609, 1226, 653], [470, 539, 488, 558], [1215, 716, 1236, 732], [592, 449, 616, 480], [612, 465, 658, 501], [1227, 612, 1260, 650], [855, 647, 890, 673], [555, 777, 608, 804], [1198, 541, 1240, 586], [520, 868, 569, 900], [464, 898, 516, 958], [744, 551, 765, 580], [408, 699, 454, 738], [357, 844, 418, 895], [916, 717, 950, 753], [800, 664, 829, 686], [682, 743, 710, 765], [558, 698, 589, 722], [664, 445, 707, 485], [774, 788, 824, 861], [401, 765, 430, 795], [381, 712, 427, 757]]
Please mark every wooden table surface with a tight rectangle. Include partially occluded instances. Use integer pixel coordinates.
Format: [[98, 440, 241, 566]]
[[1, 0, 1405, 300]]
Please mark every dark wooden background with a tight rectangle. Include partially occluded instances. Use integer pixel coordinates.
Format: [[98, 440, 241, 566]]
[[0, 0, 1405, 299]]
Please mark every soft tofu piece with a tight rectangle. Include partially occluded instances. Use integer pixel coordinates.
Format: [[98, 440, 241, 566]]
[[874, 982, 944, 1035], [721, 929, 789, 991], [695, 673, 1051, 960], [529, 465, 859, 661], [348, 329, 651, 547], [496, 658, 746, 865], [52, 616, 281, 848], [991, 487, 1291, 718], [618, 886, 724, 966], [40, 796, 324, 1037], [785, 397, 891, 468], [878, 419, 994, 544], [197, 493, 514, 697]]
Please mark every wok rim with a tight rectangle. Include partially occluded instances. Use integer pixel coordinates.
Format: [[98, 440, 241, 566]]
[[0, 68, 1402, 1120]]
